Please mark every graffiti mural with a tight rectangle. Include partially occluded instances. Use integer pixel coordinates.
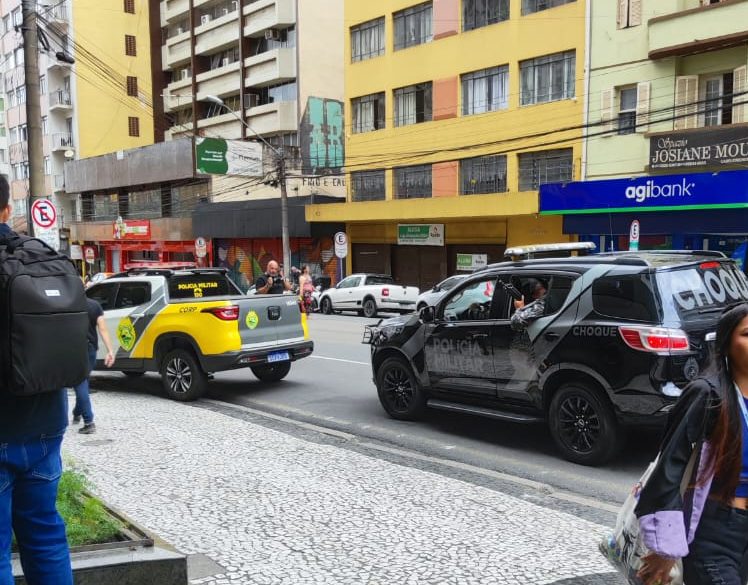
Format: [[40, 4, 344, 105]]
[[214, 237, 339, 292], [300, 97, 344, 175]]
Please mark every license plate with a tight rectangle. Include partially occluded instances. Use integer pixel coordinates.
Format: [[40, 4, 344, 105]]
[[268, 351, 290, 363]]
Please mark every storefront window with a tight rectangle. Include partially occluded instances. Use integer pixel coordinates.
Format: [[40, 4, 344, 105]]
[[93, 193, 118, 221], [129, 188, 161, 219]]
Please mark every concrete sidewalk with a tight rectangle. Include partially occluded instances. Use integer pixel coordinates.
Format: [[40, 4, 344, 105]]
[[63, 391, 621, 585]]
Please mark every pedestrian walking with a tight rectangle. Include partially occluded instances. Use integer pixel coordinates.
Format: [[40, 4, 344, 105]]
[[255, 260, 292, 295], [636, 302, 748, 585], [72, 297, 115, 434], [299, 265, 314, 314], [0, 177, 74, 585]]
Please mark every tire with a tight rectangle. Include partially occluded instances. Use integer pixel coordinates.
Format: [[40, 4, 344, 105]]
[[311, 298, 319, 312], [362, 298, 378, 318], [548, 382, 622, 466], [122, 371, 145, 378], [251, 362, 291, 382], [376, 357, 427, 421], [320, 297, 333, 315], [160, 348, 208, 402]]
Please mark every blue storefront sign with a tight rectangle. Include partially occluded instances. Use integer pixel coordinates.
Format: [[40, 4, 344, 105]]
[[540, 169, 748, 215]]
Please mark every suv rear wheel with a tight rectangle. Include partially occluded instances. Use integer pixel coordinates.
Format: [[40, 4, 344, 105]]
[[362, 298, 377, 318], [548, 383, 621, 466], [376, 357, 426, 420], [251, 362, 291, 382], [160, 348, 208, 402], [320, 297, 333, 315]]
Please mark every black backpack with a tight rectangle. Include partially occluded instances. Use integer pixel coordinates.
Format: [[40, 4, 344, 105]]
[[0, 232, 89, 397]]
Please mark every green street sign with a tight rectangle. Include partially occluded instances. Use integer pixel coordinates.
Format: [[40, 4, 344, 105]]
[[397, 224, 444, 246], [195, 137, 229, 175]]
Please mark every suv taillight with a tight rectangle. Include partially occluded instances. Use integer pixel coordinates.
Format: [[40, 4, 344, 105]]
[[381, 287, 390, 297], [202, 305, 240, 321], [619, 326, 690, 353]]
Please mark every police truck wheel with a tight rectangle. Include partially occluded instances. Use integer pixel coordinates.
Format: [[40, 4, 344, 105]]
[[376, 357, 426, 421], [363, 298, 378, 318], [160, 349, 207, 402], [321, 297, 333, 315], [251, 362, 291, 382], [549, 383, 621, 466]]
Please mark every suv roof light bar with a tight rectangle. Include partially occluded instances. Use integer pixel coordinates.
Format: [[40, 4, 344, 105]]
[[504, 242, 597, 260], [598, 250, 726, 258]]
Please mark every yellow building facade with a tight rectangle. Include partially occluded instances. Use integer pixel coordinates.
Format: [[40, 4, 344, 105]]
[[72, 0, 155, 158], [307, 0, 586, 289]]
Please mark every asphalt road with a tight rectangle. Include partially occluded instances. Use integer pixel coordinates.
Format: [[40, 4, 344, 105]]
[[91, 313, 660, 507]]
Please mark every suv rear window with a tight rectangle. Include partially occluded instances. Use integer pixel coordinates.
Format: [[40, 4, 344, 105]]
[[593, 275, 659, 323], [366, 275, 394, 286], [168, 274, 238, 300], [656, 262, 748, 323]]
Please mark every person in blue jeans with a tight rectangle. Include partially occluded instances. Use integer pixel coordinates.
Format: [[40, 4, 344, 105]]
[[72, 298, 115, 434], [0, 180, 73, 584]]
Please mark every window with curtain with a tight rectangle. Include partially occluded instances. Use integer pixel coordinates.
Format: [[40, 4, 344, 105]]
[[394, 82, 432, 126], [394, 2, 433, 50], [518, 148, 573, 191], [351, 17, 385, 62], [352, 92, 385, 133], [351, 170, 386, 201], [520, 50, 575, 105], [463, 0, 509, 31], [460, 155, 507, 195], [394, 165, 432, 199], [462, 66, 509, 115]]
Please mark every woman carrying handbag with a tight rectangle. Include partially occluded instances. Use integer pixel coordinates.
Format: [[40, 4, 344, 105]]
[[636, 303, 748, 585]]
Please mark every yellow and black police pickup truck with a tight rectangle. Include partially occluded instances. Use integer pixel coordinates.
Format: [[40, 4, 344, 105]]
[[85, 268, 313, 401]]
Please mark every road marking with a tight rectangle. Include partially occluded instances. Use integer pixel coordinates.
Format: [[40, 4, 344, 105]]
[[202, 399, 619, 515], [311, 355, 369, 366]]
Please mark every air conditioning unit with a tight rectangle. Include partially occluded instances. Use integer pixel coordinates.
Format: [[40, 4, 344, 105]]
[[176, 26, 184, 34], [245, 93, 260, 108], [201, 14, 211, 25], [231, 0, 238, 11], [179, 69, 189, 80], [264, 28, 281, 41], [221, 57, 230, 67], [221, 7, 229, 16]]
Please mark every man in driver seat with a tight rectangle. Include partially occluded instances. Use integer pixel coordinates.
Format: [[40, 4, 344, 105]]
[[511, 278, 548, 331]]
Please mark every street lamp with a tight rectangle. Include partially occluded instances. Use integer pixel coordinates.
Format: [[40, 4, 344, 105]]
[[203, 94, 291, 275]]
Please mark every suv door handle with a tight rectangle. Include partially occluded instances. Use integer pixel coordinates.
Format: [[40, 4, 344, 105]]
[[544, 332, 560, 340]]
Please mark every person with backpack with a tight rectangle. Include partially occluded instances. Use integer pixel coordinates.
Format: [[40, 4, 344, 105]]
[[0, 176, 88, 585], [72, 297, 116, 434], [635, 303, 748, 585]]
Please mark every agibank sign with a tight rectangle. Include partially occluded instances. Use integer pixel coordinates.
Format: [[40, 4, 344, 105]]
[[539, 169, 748, 215]]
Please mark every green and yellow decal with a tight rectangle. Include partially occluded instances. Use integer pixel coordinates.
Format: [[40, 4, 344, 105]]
[[246, 310, 260, 330], [117, 318, 138, 352]]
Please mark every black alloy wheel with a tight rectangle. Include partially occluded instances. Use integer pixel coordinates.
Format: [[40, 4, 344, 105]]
[[376, 357, 426, 420], [160, 348, 208, 402]]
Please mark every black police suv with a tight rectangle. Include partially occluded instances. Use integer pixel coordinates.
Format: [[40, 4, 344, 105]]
[[365, 250, 748, 466]]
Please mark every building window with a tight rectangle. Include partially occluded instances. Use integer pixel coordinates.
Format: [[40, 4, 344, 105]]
[[14, 48, 23, 66], [19, 124, 27, 142], [93, 194, 119, 221], [617, 0, 642, 29], [2, 15, 9, 34], [252, 81, 297, 106], [210, 46, 240, 70], [463, 0, 509, 31], [128, 116, 140, 137], [125, 35, 137, 56], [394, 164, 432, 199], [394, 2, 433, 51], [42, 116, 48, 135], [43, 156, 51, 176], [394, 82, 432, 127], [352, 92, 385, 133], [618, 86, 637, 134], [522, 0, 575, 15], [124, 0, 135, 13], [266, 133, 299, 147], [520, 50, 575, 106], [351, 170, 386, 201], [11, 8, 21, 27], [351, 17, 385, 62], [518, 148, 573, 191], [462, 65, 509, 115], [172, 66, 191, 83], [126, 76, 138, 97], [701, 73, 734, 127], [39, 74, 47, 94], [129, 188, 161, 218], [460, 155, 507, 195]]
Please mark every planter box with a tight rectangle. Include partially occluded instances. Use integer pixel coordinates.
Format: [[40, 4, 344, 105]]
[[13, 501, 187, 585]]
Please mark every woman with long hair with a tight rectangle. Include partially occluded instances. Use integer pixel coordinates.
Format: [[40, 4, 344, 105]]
[[299, 265, 314, 314], [636, 302, 748, 584]]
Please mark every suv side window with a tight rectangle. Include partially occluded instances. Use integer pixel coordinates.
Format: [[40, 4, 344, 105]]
[[115, 282, 152, 309], [592, 274, 658, 323], [86, 283, 118, 311], [339, 277, 361, 289], [441, 277, 496, 321], [502, 274, 577, 318]]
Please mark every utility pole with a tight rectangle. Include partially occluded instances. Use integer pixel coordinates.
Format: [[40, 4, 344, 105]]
[[277, 150, 291, 276], [22, 0, 44, 237]]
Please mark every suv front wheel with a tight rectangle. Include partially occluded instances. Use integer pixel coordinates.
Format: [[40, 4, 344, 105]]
[[160, 348, 208, 402], [376, 357, 426, 420], [548, 383, 621, 466]]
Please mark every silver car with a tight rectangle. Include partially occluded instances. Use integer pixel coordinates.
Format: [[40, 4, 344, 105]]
[[415, 274, 469, 311]]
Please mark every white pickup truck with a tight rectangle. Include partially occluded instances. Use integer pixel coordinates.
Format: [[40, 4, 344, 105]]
[[318, 274, 419, 318]]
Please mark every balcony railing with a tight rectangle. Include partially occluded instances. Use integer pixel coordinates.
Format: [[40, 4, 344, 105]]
[[52, 133, 74, 149], [49, 4, 69, 23], [49, 90, 72, 108]]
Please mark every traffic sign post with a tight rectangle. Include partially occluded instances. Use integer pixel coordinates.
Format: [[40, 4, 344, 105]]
[[30, 199, 60, 251], [629, 220, 640, 252], [334, 232, 348, 259]]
